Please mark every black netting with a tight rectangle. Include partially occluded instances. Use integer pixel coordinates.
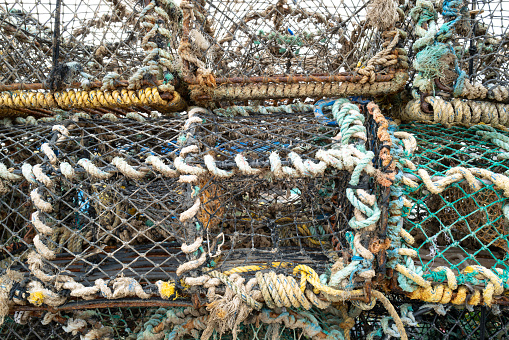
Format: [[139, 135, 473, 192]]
[[0, 109, 389, 286], [0, 0, 146, 85], [185, 0, 384, 78], [352, 297, 509, 340]]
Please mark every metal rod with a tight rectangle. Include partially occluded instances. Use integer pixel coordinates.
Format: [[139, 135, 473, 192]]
[[51, 0, 62, 73], [185, 72, 395, 85], [0, 72, 393, 92], [10, 298, 193, 312]]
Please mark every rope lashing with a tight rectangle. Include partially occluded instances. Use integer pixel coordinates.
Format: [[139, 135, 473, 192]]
[[403, 96, 509, 127], [0, 87, 184, 112], [192, 71, 409, 103], [472, 125, 509, 159], [208, 271, 263, 310]]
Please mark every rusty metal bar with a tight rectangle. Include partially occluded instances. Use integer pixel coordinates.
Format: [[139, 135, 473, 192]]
[[0, 73, 394, 92], [11, 298, 194, 312], [15, 108, 51, 118], [185, 72, 395, 85]]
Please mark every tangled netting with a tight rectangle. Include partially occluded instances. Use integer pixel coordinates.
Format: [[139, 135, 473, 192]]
[[2, 299, 509, 339], [401, 0, 509, 127], [0, 101, 404, 340], [1, 0, 509, 339]]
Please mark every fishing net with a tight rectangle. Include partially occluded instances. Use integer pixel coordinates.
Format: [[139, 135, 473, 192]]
[[0, 0, 411, 118], [400, 123, 509, 275], [1, 0, 509, 339], [0, 101, 400, 339], [401, 0, 509, 127], [183, 0, 411, 103], [0, 110, 354, 275], [0, 0, 161, 88], [182, 0, 391, 78], [3, 300, 509, 339], [352, 297, 509, 339]]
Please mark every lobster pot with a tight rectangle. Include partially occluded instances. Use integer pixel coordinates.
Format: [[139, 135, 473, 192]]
[[0, 0, 151, 85], [400, 123, 509, 275], [185, 0, 385, 78], [351, 294, 509, 339], [183, 0, 410, 104], [0, 116, 193, 284], [447, 0, 509, 89], [0, 107, 388, 285]]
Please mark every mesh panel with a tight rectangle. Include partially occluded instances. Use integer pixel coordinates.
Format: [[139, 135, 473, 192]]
[[450, 0, 509, 87], [406, 0, 509, 89], [352, 298, 509, 340], [185, 0, 380, 78], [0, 110, 390, 285], [0, 0, 145, 84], [399, 123, 509, 275]]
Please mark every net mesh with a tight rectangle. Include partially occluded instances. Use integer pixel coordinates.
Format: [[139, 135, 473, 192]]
[[184, 0, 381, 78], [2, 302, 509, 339], [400, 122, 509, 275], [0, 0, 145, 84], [1, 0, 509, 338], [0, 109, 388, 285], [449, 0, 509, 88]]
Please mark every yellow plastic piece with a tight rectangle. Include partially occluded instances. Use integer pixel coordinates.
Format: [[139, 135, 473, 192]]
[[28, 291, 45, 306], [159, 281, 178, 300]]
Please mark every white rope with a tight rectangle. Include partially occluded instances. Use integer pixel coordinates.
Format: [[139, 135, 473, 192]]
[[111, 277, 152, 299], [41, 143, 57, 165], [174, 157, 207, 175], [111, 157, 146, 179], [52, 124, 69, 137], [146, 155, 178, 177], [32, 211, 53, 235], [179, 175, 198, 183], [204, 154, 233, 178], [21, 163, 37, 184], [30, 189, 53, 212], [180, 198, 201, 222], [78, 159, 112, 180], [235, 154, 261, 175], [62, 318, 87, 335], [269, 152, 298, 178], [181, 237, 203, 253], [60, 162, 75, 180], [33, 234, 56, 260], [188, 107, 208, 117], [0, 162, 21, 181], [183, 116, 203, 130], [181, 145, 200, 157], [176, 252, 207, 276], [33, 164, 53, 188]]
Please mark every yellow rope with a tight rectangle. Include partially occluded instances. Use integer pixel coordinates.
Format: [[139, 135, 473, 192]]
[[408, 282, 498, 307], [222, 262, 292, 276], [293, 265, 364, 298], [0, 87, 185, 113]]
